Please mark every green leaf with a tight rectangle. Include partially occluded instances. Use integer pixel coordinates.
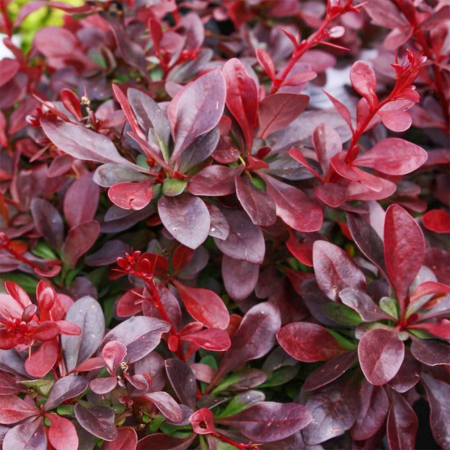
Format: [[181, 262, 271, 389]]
[[258, 366, 298, 388], [57, 404, 75, 416], [328, 330, 357, 349], [31, 242, 58, 259], [322, 302, 363, 326], [20, 379, 54, 396], [0, 273, 38, 293], [380, 297, 399, 320], [162, 178, 187, 197]]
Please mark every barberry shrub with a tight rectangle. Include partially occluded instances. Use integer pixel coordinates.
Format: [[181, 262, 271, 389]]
[[0, 0, 449, 449]]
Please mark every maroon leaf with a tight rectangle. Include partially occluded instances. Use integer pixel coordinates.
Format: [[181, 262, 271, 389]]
[[144, 392, 183, 423], [384, 204, 425, 307], [235, 176, 277, 226], [313, 241, 366, 301], [258, 94, 309, 138], [0, 395, 39, 424], [410, 338, 450, 366], [350, 380, 389, 441], [108, 180, 154, 211], [354, 138, 427, 175], [62, 221, 100, 268], [218, 402, 312, 443], [168, 69, 226, 162], [386, 390, 418, 450], [0, 372, 20, 395], [188, 165, 241, 196], [45, 375, 89, 411], [223, 59, 258, 150], [64, 173, 100, 228], [421, 373, 450, 450], [212, 303, 281, 385], [158, 194, 210, 250], [30, 198, 64, 250], [0, 59, 20, 88], [214, 209, 265, 264], [103, 427, 138, 450], [90, 377, 117, 395], [137, 433, 195, 450], [47, 414, 78, 450], [3, 418, 46, 450], [222, 255, 259, 301], [74, 404, 118, 442], [165, 359, 197, 409], [172, 280, 229, 330], [302, 375, 360, 445], [303, 350, 357, 391], [277, 322, 347, 362], [388, 349, 421, 393], [358, 328, 405, 385], [262, 174, 323, 232], [339, 288, 391, 322]]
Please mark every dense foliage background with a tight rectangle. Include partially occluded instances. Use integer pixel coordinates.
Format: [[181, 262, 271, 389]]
[[0, 0, 449, 449]]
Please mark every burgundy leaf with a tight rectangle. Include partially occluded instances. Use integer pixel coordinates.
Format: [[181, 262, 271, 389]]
[[47, 414, 78, 450], [137, 434, 195, 450], [172, 280, 229, 330], [262, 174, 323, 232], [358, 328, 405, 385], [0, 59, 20, 88], [214, 209, 265, 264], [258, 94, 309, 138], [388, 349, 421, 393], [354, 138, 427, 175], [410, 338, 450, 366], [108, 180, 154, 211], [0, 372, 20, 395], [313, 241, 366, 301], [384, 204, 425, 306], [303, 350, 357, 391], [60, 88, 82, 120], [0, 395, 39, 424], [103, 427, 138, 450], [277, 322, 348, 362], [421, 373, 450, 450], [188, 165, 241, 196], [90, 377, 117, 395], [339, 288, 391, 322], [61, 296, 105, 372], [386, 390, 418, 450], [218, 402, 312, 443], [62, 221, 100, 268], [74, 404, 118, 442], [3, 418, 46, 450], [30, 198, 64, 250], [64, 173, 100, 228], [45, 375, 89, 411], [222, 255, 259, 301], [158, 194, 210, 250], [350, 380, 389, 441], [223, 59, 258, 149], [168, 69, 226, 162], [165, 359, 197, 409], [235, 175, 277, 226], [144, 392, 183, 423]]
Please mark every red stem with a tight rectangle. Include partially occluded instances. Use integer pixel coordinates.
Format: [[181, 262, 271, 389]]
[[212, 432, 253, 450], [0, 0, 12, 38]]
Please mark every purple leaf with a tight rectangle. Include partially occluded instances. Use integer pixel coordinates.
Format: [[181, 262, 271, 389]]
[[102, 427, 138, 450], [339, 288, 391, 322], [277, 322, 348, 362], [262, 174, 323, 232], [386, 390, 418, 450], [93, 164, 150, 188], [61, 296, 105, 372], [312, 123, 342, 175], [350, 380, 389, 441], [3, 418, 46, 450], [218, 402, 312, 443], [74, 404, 118, 442], [188, 165, 242, 196], [235, 176, 277, 226], [258, 94, 309, 138], [388, 349, 421, 393], [208, 205, 230, 240], [214, 209, 265, 264], [144, 392, 183, 423], [137, 433, 195, 450], [410, 338, 450, 366], [62, 221, 100, 268], [90, 377, 117, 395], [358, 328, 405, 385], [222, 255, 259, 301], [165, 359, 197, 409], [63, 173, 100, 228], [355, 138, 427, 175], [158, 194, 210, 250], [44, 375, 89, 411], [30, 198, 64, 250], [313, 241, 366, 301], [168, 69, 226, 162]]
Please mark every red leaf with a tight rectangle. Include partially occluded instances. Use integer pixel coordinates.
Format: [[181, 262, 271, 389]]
[[354, 138, 427, 175], [188, 165, 242, 196], [144, 392, 183, 423], [358, 328, 405, 385], [312, 123, 342, 175], [47, 414, 78, 450], [0, 59, 20, 88], [0, 395, 39, 424], [33, 321, 61, 341], [263, 174, 323, 232], [408, 319, 450, 340], [158, 194, 210, 250], [384, 204, 425, 306], [112, 84, 143, 137], [181, 328, 231, 352], [189, 408, 216, 435], [25, 339, 59, 377], [258, 93, 309, 138], [103, 427, 138, 450], [60, 89, 82, 121], [223, 59, 258, 150], [314, 183, 348, 207], [313, 241, 366, 301], [422, 209, 450, 234], [277, 322, 347, 362], [286, 231, 314, 266], [62, 221, 100, 268], [256, 48, 276, 80], [173, 280, 229, 330], [102, 341, 127, 373], [377, 109, 412, 132], [172, 245, 194, 275], [108, 180, 154, 211], [350, 61, 378, 106]]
